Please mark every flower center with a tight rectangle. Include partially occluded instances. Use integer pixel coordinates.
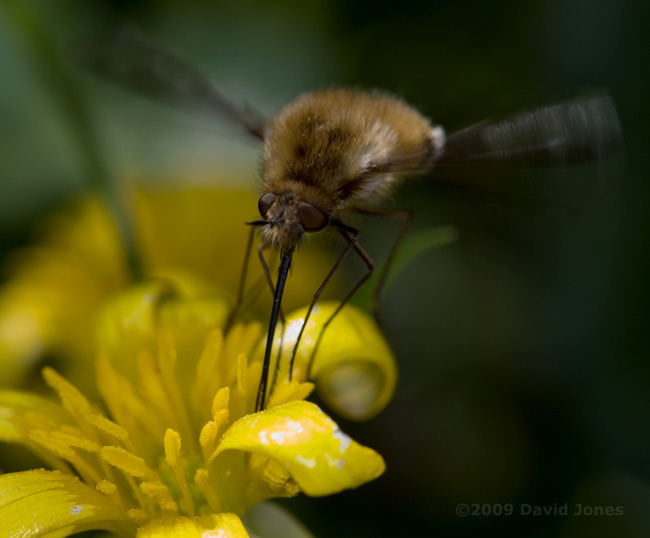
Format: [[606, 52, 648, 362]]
[[23, 321, 301, 526]]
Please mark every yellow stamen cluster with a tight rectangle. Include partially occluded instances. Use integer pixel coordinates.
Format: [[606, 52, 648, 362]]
[[18, 321, 308, 527], [0, 277, 393, 538]]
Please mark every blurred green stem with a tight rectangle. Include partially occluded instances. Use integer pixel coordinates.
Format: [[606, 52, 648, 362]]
[[352, 225, 458, 312], [2, 1, 144, 280]]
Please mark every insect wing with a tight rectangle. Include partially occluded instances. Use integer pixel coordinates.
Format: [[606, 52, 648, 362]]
[[426, 93, 625, 207], [78, 23, 266, 141], [436, 93, 623, 168]]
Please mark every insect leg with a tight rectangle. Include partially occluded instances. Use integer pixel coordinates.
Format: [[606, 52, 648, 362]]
[[257, 245, 286, 325], [306, 223, 375, 378], [288, 221, 372, 380], [239, 277, 267, 314], [353, 207, 413, 323], [226, 224, 256, 328]]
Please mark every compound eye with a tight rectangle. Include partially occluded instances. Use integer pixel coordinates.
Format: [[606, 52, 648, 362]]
[[298, 202, 329, 232], [258, 193, 276, 218]]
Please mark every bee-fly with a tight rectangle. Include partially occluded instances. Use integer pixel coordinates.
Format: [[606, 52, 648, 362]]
[[81, 24, 623, 412]]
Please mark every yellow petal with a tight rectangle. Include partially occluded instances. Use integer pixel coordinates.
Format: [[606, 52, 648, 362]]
[[260, 302, 397, 421], [0, 197, 128, 388], [153, 270, 231, 369], [0, 390, 68, 442], [96, 270, 226, 357], [137, 513, 249, 538], [96, 275, 229, 387], [96, 279, 174, 380], [0, 469, 135, 536], [214, 401, 385, 496], [0, 299, 46, 386]]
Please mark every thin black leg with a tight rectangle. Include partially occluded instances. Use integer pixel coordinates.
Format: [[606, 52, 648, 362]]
[[288, 220, 374, 380], [227, 224, 256, 328], [353, 207, 413, 322], [306, 222, 375, 378]]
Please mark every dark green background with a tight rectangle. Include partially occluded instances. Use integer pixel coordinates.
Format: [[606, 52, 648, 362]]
[[1, 1, 649, 537]]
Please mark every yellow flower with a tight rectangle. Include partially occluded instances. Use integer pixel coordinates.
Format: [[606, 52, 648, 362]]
[[0, 184, 338, 388], [258, 303, 398, 421], [0, 198, 129, 386], [0, 277, 390, 537]]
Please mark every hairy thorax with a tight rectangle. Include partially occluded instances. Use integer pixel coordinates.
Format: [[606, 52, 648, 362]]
[[257, 89, 444, 251], [262, 89, 441, 215]]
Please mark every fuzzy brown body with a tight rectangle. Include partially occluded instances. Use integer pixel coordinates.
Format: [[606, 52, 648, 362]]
[[258, 89, 444, 252]]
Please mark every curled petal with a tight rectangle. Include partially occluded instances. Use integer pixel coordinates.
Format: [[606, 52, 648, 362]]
[[137, 513, 249, 538], [0, 469, 135, 537], [214, 401, 385, 496], [260, 303, 397, 421]]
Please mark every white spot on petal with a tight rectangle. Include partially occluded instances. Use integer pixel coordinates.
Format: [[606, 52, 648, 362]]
[[284, 320, 304, 345], [71, 505, 83, 515], [333, 428, 352, 453], [295, 454, 316, 468], [325, 453, 345, 469], [287, 420, 303, 434], [202, 530, 225, 538], [269, 431, 285, 444]]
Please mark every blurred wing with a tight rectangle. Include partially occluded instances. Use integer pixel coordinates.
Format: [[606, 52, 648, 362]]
[[422, 93, 625, 210], [78, 23, 266, 141], [435, 93, 623, 168]]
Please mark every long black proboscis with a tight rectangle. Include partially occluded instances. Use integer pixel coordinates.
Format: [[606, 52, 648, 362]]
[[255, 250, 293, 412]]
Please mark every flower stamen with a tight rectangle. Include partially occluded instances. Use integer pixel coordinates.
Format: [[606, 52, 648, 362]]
[[95, 478, 125, 508], [199, 420, 220, 464], [211, 387, 230, 418], [100, 445, 154, 480], [139, 481, 178, 516], [97, 354, 164, 452], [29, 429, 102, 485], [99, 446, 152, 513], [194, 468, 220, 512], [97, 479, 118, 494], [156, 330, 198, 455], [0, 286, 391, 536], [50, 430, 101, 453], [138, 351, 182, 436], [164, 428, 195, 517], [194, 329, 225, 419], [127, 508, 149, 522]]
